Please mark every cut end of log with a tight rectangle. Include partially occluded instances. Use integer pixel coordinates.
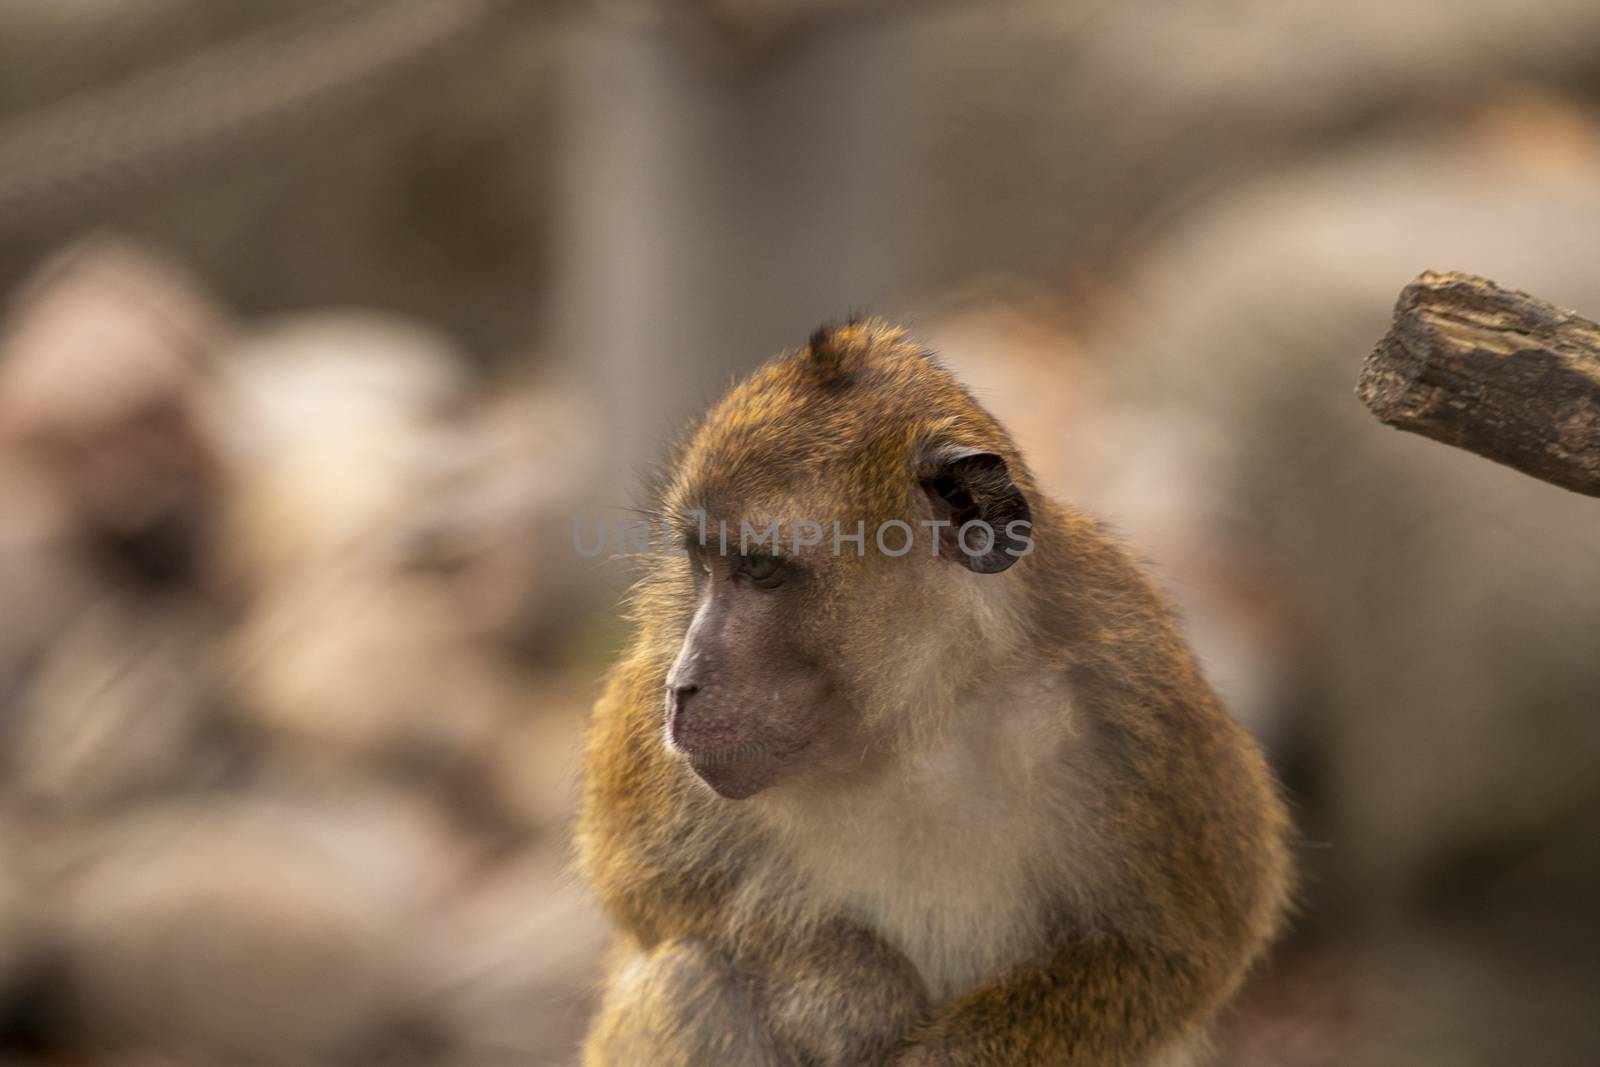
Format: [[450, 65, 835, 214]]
[[1356, 271, 1600, 497]]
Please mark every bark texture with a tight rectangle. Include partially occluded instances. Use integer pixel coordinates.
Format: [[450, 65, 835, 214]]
[[1358, 271, 1600, 497]]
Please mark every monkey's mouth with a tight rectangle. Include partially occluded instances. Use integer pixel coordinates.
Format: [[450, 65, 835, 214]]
[[682, 739, 807, 800]]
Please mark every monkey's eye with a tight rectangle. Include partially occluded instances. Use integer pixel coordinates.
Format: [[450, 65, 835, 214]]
[[735, 553, 787, 588]]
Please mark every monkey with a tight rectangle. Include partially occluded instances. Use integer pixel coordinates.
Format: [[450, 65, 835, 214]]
[[576, 319, 1292, 1066]]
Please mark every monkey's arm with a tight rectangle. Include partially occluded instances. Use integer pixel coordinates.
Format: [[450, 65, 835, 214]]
[[762, 918, 932, 1066], [585, 924, 929, 1067], [893, 937, 1215, 1067], [585, 939, 799, 1067]]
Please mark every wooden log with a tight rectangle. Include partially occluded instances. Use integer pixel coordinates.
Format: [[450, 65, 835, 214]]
[[1357, 270, 1600, 497]]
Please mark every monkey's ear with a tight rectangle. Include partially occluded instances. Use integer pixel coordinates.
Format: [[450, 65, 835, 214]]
[[918, 448, 1032, 574]]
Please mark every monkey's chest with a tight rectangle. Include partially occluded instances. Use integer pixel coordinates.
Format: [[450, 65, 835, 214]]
[[787, 803, 1050, 1002]]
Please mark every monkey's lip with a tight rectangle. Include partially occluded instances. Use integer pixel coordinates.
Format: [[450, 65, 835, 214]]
[[681, 739, 808, 801]]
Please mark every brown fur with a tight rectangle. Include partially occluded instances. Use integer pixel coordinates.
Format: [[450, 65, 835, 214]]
[[577, 320, 1292, 1066]]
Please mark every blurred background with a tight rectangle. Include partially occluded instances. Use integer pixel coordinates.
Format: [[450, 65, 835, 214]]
[[0, 1, 1598, 1064]]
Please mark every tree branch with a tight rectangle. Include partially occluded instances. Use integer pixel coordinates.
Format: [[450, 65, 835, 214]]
[[1357, 270, 1600, 497]]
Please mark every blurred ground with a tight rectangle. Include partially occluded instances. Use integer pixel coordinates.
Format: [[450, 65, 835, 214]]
[[1, 2, 1599, 1065]]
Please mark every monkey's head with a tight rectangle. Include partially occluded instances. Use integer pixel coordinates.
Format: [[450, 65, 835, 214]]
[[649, 320, 1036, 800]]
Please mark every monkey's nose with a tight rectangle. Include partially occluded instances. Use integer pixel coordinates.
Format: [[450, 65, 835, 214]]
[[666, 683, 700, 747]]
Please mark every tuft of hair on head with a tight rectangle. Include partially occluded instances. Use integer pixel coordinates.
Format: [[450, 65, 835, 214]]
[[803, 314, 870, 391]]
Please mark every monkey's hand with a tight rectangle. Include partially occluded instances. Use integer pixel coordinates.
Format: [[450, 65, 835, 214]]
[[585, 925, 930, 1067], [584, 938, 799, 1067], [890, 937, 1210, 1067], [760, 919, 932, 1067]]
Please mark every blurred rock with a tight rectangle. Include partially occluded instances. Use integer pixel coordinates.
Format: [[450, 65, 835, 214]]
[[0, 240, 235, 801], [478, 678, 592, 838], [0, 239, 224, 446], [398, 384, 600, 659], [211, 310, 599, 833], [0, 453, 98, 711], [6, 598, 225, 817], [421, 854, 608, 1067], [211, 311, 467, 586], [47, 790, 463, 1064], [0, 239, 607, 1064], [0, 827, 40, 1015], [0, 238, 229, 606]]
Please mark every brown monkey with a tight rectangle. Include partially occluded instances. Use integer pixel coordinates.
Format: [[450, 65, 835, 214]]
[[577, 320, 1292, 1066]]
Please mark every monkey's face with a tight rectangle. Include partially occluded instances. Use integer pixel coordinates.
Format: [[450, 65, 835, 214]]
[[663, 532, 857, 800], [661, 464, 1033, 801], [657, 320, 1035, 799], [662, 474, 1032, 801]]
